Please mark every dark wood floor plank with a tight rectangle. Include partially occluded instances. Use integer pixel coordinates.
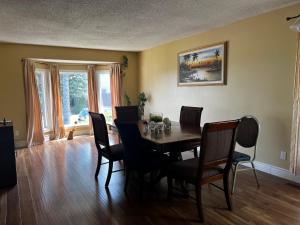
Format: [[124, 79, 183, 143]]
[[0, 191, 7, 225], [2, 136, 300, 225], [6, 186, 21, 225], [17, 154, 38, 225]]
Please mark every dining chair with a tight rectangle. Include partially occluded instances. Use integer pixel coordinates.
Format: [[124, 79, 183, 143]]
[[89, 112, 124, 187], [167, 120, 239, 222], [115, 120, 169, 199], [231, 115, 260, 194], [179, 106, 203, 157], [115, 106, 139, 123]]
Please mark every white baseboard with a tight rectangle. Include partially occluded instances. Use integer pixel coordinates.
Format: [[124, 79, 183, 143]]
[[243, 161, 300, 184]]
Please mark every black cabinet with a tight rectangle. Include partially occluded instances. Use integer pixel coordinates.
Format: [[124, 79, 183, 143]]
[[0, 123, 17, 188]]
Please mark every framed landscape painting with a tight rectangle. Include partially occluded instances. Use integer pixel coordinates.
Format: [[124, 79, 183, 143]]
[[178, 42, 227, 86]]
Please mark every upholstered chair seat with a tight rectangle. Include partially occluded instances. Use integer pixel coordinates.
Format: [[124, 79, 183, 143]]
[[232, 151, 251, 164], [101, 143, 124, 161], [168, 158, 224, 183]]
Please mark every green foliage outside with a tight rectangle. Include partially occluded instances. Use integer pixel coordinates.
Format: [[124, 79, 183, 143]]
[[35, 72, 47, 127], [35, 73, 45, 114], [60, 73, 88, 115], [68, 74, 88, 114]]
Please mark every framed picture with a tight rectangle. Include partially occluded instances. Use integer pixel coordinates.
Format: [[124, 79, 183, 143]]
[[178, 42, 227, 86]]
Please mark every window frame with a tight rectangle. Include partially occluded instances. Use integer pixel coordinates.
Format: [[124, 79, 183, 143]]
[[96, 69, 112, 123], [35, 68, 112, 133], [59, 69, 89, 128], [35, 68, 52, 132]]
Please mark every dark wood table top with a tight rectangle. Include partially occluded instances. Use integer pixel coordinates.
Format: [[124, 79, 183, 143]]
[[139, 121, 201, 145], [108, 121, 201, 145]]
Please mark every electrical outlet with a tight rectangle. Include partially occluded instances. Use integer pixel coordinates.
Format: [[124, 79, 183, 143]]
[[280, 151, 287, 160], [15, 130, 19, 137]]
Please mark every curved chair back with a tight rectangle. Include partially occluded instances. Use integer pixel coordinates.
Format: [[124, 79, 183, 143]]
[[199, 120, 239, 178], [89, 112, 110, 151], [114, 120, 143, 167], [115, 106, 139, 123], [180, 106, 203, 127], [236, 116, 259, 148]]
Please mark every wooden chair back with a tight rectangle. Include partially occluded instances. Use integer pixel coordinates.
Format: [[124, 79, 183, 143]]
[[115, 106, 139, 123], [198, 120, 239, 179], [114, 120, 143, 168], [89, 112, 110, 151], [180, 106, 203, 127]]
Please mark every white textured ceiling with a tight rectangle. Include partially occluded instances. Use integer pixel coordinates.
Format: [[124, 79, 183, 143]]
[[0, 0, 299, 51]]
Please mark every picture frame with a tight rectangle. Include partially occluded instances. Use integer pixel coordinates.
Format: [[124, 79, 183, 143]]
[[177, 41, 227, 86]]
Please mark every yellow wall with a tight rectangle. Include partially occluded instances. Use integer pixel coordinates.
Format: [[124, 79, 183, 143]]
[[0, 43, 139, 145], [139, 4, 300, 169]]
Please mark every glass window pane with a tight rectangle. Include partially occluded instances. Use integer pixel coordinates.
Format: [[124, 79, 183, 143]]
[[35, 70, 51, 130], [97, 71, 112, 123], [59, 71, 88, 126]]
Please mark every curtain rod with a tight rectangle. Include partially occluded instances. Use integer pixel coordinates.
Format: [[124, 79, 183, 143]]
[[287, 14, 300, 21], [21, 58, 116, 66], [22, 60, 50, 66]]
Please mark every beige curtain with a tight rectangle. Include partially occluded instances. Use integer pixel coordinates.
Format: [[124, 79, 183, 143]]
[[50, 64, 65, 139], [23, 60, 44, 146], [291, 33, 300, 175], [110, 63, 122, 120], [88, 65, 99, 131]]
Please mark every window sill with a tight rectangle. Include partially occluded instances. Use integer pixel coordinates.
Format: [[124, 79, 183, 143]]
[[43, 125, 89, 134], [64, 125, 89, 132]]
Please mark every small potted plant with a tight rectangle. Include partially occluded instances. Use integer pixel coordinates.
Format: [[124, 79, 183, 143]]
[[138, 92, 148, 120], [149, 113, 163, 123], [124, 93, 132, 106]]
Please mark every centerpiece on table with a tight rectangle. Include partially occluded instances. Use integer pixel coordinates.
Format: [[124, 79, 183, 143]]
[[163, 117, 171, 134], [149, 112, 163, 123], [149, 112, 163, 136]]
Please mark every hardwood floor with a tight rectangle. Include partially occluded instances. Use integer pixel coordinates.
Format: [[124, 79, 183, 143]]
[[1, 136, 300, 225]]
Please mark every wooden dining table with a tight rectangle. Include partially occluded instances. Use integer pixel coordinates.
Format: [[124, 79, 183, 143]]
[[108, 121, 202, 155], [108, 121, 201, 184]]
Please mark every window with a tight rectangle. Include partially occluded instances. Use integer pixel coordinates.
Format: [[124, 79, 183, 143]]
[[59, 71, 89, 126], [35, 68, 110, 133], [35, 69, 52, 131], [96, 70, 112, 123]]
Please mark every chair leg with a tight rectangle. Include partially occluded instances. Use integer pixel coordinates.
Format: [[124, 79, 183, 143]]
[[193, 148, 198, 158], [251, 162, 260, 189], [95, 153, 102, 179], [123, 162, 126, 175], [231, 164, 234, 175], [167, 176, 173, 199], [124, 169, 130, 193], [195, 184, 204, 222], [105, 161, 113, 187], [231, 163, 239, 194], [178, 152, 183, 161], [223, 173, 232, 210]]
